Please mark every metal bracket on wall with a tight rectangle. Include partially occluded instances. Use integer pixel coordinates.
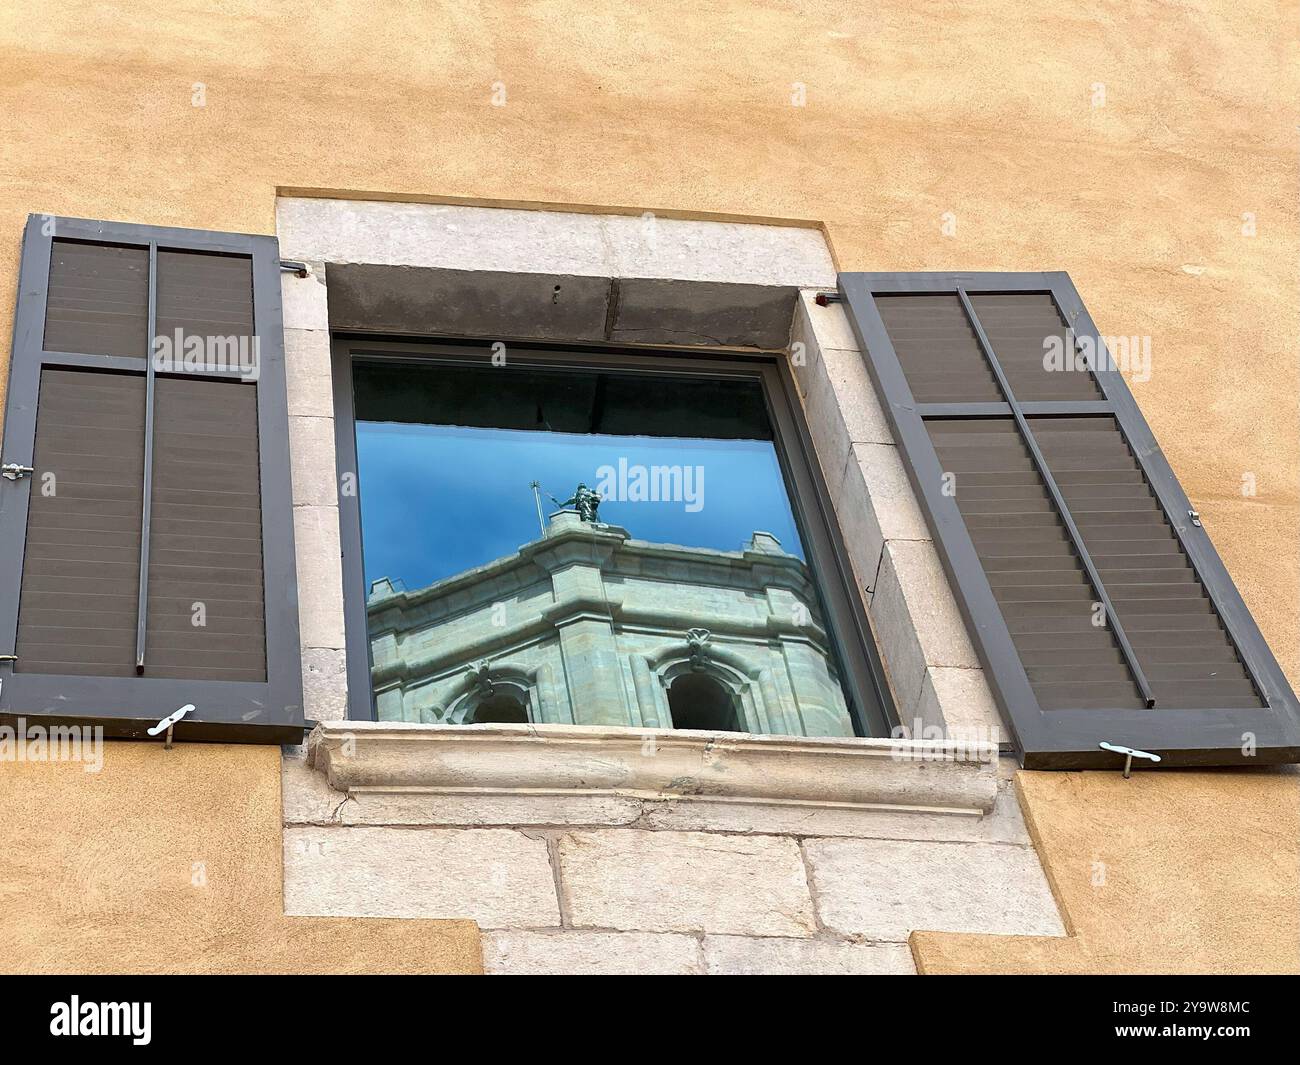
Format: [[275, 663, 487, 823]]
[[279, 259, 311, 278], [813, 291, 842, 306]]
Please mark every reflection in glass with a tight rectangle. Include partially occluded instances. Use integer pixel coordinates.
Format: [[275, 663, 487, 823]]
[[354, 359, 855, 738]]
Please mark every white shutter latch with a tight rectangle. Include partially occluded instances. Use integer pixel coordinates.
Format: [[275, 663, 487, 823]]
[[1098, 741, 1162, 778], [148, 704, 196, 749]]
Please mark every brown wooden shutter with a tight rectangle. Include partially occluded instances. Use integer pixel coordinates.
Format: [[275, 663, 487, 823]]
[[0, 215, 301, 741], [840, 272, 1300, 768]]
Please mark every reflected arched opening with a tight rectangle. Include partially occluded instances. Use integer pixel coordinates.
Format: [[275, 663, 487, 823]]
[[668, 673, 743, 732], [469, 691, 529, 724]]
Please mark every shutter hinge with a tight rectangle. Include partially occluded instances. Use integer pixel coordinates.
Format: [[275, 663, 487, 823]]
[[813, 291, 842, 306], [1, 463, 34, 480], [1188, 508, 1202, 527], [279, 259, 311, 278]]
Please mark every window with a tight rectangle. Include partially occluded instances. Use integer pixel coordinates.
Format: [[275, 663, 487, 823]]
[[839, 271, 1300, 767], [333, 340, 893, 738], [668, 673, 742, 732], [0, 215, 303, 741]]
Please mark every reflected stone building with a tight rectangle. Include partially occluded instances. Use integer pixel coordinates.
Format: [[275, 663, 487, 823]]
[[367, 511, 854, 737]]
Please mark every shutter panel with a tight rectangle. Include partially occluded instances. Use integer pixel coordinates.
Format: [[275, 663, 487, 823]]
[[839, 272, 1300, 768], [15, 369, 145, 677], [44, 241, 150, 359], [0, 215, 301, 742], [144, 376, 266, 683], [927, 417, 1145, 711]]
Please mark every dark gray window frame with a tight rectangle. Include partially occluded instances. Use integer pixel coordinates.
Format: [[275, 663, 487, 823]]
[[839, 270, 1300, 768], [0, 214, 303, 742], [330, 336, 896, 737]]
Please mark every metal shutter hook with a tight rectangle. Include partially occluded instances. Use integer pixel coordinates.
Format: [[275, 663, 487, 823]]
[[147, 704, 195, 749], [1098, 741, 1162, 778]]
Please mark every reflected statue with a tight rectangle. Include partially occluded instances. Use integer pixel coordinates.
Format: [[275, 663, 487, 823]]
[[552, 482, 602, 523]]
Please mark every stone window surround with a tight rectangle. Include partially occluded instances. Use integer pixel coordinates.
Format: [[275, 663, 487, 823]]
[[276, 195, 1005, 783]]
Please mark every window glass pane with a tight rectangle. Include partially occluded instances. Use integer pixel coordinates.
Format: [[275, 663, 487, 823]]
[[353, 358, 857, 738]]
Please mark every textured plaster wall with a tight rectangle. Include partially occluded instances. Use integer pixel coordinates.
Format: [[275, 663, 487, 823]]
[[0, 3, 1297, 974], [0, 743, 481, 973], [0, 1, 1293, 674]]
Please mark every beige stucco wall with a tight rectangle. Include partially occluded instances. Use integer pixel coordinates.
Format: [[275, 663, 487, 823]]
[[1, 2, 1293, 673], [0, 2, 1296, 973], [0, 742, 481, 973]]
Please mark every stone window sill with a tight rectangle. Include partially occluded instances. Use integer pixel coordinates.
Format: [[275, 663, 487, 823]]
[[306, 722, 997, 816]]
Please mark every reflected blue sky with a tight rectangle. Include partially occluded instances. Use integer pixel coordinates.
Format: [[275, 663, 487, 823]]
[[356, 422, 806, 591]]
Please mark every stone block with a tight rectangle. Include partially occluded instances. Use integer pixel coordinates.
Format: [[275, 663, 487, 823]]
[[483, 930, 701, 975], [293, 506, 345, 649], [327, 263, 612, 343], [276, 197, 837, 288], [609, 278, 797, 349], [558, 829, 816, 937], [831, 443, 885, 596], [913, 665, 1003, 741], [335, 791, 644, 828], [280, 266, 329, 330], [797, 287, 860, 351], [848, 442, 928, 544], [289, 415, 338, 508], [870, 539, 981, 719], [282, 746, 345, 824], [821, 347, 893, 445], [602, 215, 835, 288], [703, 935, 915, 974], [804, 837, 1065, 940], [800, 354, 852, 486], [284, 826, 560, 928], [284, 328, 335, 418], [301, 646, 348, 723]]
